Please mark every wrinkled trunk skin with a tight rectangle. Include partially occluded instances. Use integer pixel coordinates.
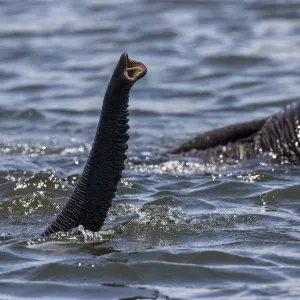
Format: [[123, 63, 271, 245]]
[[43, 53, 147, 236]]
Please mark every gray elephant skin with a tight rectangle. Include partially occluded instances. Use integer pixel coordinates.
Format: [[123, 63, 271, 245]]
[[43, 54, 299, 236], [43, 53, 147, 236], [168, 103, 300, 165]]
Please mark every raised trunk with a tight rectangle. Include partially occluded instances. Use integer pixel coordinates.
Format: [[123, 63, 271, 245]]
[[43, 53, 147, 236]]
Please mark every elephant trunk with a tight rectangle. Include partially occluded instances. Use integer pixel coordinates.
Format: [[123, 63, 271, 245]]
[[43, 53, 147, 236]]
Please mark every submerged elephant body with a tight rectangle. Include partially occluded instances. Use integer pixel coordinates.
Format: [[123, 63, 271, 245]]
[[43, 54, 300, 236], [168, 103, 300, 165]]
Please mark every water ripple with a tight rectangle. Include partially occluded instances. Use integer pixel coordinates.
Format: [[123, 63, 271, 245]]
[[1, 0, 300, 299]]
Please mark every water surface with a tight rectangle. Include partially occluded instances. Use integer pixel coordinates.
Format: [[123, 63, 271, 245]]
[[1, 0, 300, 299]]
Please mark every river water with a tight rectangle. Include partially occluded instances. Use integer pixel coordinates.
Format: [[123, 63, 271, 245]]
[[1, 1, 300, 299]]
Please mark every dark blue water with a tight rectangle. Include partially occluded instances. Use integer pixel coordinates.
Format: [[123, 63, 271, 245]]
[[1, 1, 300, 299]]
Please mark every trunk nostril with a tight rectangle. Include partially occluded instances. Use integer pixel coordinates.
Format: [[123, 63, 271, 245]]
[[124, 66, 146, 82]]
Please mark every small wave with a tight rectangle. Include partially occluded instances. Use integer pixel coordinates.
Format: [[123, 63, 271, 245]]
[[0, 280, 160, 300], [204, 55, 270, 69], [0, 170, 70, 199], [130, 109, 160, 116], [15, 108, 45, 120], [65, 25, 118, 35], [53, 120, 79, 128], [0, 142, 90, 155], [190, 71, 229, 82], [248, 2, 300, 20], [127, 159, 249, 175], [134, 30, 177, 42], [228, 80, 264, 90], [0, 192, 60, 217], [41, 225, 114, 243], [46, 108, 98, 117], [110, 203, 260, 238], [0, 143, 57, 155], [0, 69, 18, 79], [8, 83, 50, 93]]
